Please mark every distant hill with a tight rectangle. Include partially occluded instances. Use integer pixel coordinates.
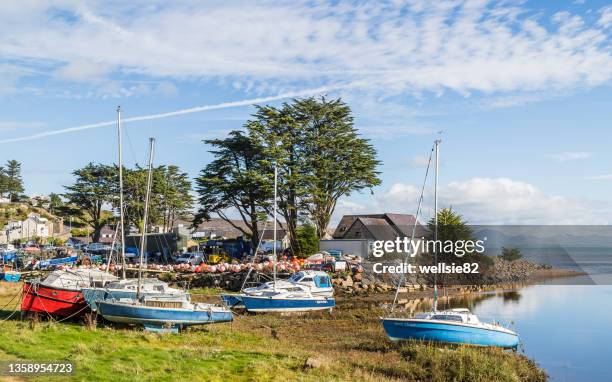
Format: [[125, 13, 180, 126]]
[[472, 226, 612, 248]]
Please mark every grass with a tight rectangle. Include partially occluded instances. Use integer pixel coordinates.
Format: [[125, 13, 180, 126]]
[[0, 282, 547, 382]]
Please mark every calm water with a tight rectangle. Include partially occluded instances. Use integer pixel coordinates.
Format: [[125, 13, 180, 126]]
[[469, 281, 612, 381]]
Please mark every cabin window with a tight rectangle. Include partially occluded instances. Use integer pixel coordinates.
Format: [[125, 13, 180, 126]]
[[288, 272, 304, 282], [314, 276, 331, 288], [432, 315, 463, 322], [302, 278, 313, 283]]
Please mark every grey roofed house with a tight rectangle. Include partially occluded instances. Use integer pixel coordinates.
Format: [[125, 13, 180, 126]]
[[98, 226, 116, 244], [332, 213, 426, 241]]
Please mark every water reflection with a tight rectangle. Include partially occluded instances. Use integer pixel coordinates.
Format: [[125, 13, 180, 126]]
[[382, 288, 523, 315]]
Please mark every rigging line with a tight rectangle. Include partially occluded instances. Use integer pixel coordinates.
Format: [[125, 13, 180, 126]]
[[240, 220, 269, 292], [123, 121, 140, 167], [389, 142, 435, 315]]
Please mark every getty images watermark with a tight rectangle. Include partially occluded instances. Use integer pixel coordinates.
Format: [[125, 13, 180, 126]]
[[371, 237, 487, 275]]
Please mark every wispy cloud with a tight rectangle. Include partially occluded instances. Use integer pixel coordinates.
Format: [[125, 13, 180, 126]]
[[0, 1, 610, 98], [547, 152, 592, 162]]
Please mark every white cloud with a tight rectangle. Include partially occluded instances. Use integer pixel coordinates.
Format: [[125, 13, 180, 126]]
[[0, 1, 610, 98], [408, 155, 432, 168], [55, 60, 111, 82], [599, 6, 612, 28], [547, 151, 592, 162], [331, 177, 610, 225]]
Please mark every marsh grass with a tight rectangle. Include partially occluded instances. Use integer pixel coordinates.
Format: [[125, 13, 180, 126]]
[[0, 283, 546, 381]]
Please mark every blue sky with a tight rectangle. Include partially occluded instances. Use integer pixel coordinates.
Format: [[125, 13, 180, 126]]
[[1, 0, 611, 225]]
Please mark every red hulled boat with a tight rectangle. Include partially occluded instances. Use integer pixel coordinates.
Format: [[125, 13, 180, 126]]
[[21, 269, 117, 317]]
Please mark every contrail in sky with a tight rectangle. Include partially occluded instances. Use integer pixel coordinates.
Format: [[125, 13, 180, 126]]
[[0, 84, 343, 144]]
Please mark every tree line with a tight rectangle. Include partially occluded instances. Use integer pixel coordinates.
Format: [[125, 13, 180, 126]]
[[58, 164, 193, 242]]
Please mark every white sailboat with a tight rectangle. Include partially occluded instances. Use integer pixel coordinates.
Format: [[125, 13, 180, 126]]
[[221, 162, 335, 313]]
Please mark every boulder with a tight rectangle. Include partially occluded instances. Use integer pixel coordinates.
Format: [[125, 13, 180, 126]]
[[303, 356, 326, 369]]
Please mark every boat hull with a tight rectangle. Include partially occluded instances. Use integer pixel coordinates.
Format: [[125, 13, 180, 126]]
[[82, 288, 136, 311], [240, 295, 335, 312], [220, 294, 244, 308], [20, 282, 88, 317], [381, 318, 519, 349], [1, 272, 21, 282], [97, 301, 233, 327]]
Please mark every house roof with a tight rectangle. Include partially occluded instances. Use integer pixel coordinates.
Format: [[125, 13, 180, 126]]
[[333, 213, 424, 240], [261, 229, 287, 241]]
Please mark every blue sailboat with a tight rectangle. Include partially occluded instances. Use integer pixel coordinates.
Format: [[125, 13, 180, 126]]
[[95, 136, 232, 332], [381, 309, 519, 349], [381, 139, 520, 349], [98, 297, 233, 332], [221, 164, 335, 313], [83, 279, 186, 311]]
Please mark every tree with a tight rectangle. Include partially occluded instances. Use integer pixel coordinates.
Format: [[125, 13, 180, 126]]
[[158, 165, 193, 232], [0, 166, 8, 198], [247, 97, 381, 252], [48, 193, 64, 215], [501, 247, 522, 262], [293, 97, 381, 237], [4, 160, 25, 202], [195, 131, 272, 249], [63, 163, 115, 242], [295, 223, 319, 258], [427, 208, 475, 246], [247, 104, 306, 254], [426, 207, 493, 267], [122, 164, 193, 233]]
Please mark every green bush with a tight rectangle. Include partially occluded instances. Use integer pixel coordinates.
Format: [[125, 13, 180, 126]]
[[295, 223, 318, 258], [501, 247, 522, 262]]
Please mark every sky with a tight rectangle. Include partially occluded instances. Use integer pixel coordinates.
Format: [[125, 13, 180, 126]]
[[1, 0, 611, 226]]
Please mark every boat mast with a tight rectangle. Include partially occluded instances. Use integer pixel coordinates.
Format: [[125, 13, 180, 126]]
[[117, 106, 126, 279], [137, 137, 155, 300], [272, 162, 278, 291], [433, 138, 441, 312]]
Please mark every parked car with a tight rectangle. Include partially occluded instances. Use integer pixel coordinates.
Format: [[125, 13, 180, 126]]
[[0, 244, 15, 251], [175, 252, 204, 266], [87, 243, 112, 252]]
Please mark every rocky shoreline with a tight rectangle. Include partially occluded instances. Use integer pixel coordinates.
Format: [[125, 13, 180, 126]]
[[165, 258, 584, 299]]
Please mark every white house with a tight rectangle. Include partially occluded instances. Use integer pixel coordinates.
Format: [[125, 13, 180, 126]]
[[0, 221, 22, 244], [0, 197, 10, 204], [21, 213, 50, 239]]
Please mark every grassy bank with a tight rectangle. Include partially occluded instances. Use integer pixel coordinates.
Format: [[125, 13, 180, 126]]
[[0, 283, 546, 382]]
